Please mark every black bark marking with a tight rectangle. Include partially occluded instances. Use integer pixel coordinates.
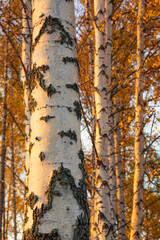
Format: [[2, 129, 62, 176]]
[[33, 16, 73, 50], [73, 101, 82, 119], [26, 192, 38, 210], [58, 129, 77, 142], [29, 142, 34, 154], [63, 57, 79, 68], [30, 64, 57, 98], [39, 152, 45, 161], [23, 164, 89, 240], [66, 83, 79, 93], [29, 96, 37, 114], [47, 84, 57, 97], [40, 115, 55, 122]]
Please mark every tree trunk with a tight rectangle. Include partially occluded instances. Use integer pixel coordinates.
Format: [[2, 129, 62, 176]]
[[114, 100, 126, 240], [22, 0, 32, 189], [105, 0, 116, 237], [23, 1, 89, 239], [11, 89, 17, 240], [85, 0, 95, 238], [5, 188, 11, 240], [130, 0, 144, 239], [93, 0, 112, 239], [0, 49, 8, 240]]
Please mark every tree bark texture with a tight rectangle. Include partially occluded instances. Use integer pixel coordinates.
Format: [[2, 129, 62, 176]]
[[130, 0, 144, 239], [23, 1, 89, 239], [105, 0, 117, 237], [114, 100, 126, 240], [93, 0, 113, 239]]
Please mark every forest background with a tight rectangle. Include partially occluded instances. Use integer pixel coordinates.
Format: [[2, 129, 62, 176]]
[[0, 0, 159, 239]]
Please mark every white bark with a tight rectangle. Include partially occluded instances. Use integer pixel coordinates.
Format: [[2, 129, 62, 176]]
[[93, 0, 112, 239], [114, 101, 126, 240], [24, 1, 89, 239], [130, 0, 144, 239], [105, 0, 116, 236]]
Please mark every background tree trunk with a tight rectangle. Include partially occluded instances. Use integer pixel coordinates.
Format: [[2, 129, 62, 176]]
[[130, 0, 144, 239], [22, 0, 32, 189], [114, 100, 126, 240], [11, 89, 17, 240], [105, 0, 117, 237], [0, 47, 8, 240]]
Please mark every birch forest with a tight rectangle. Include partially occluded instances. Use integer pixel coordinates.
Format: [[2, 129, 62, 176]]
[[0, 0, 159, 239]]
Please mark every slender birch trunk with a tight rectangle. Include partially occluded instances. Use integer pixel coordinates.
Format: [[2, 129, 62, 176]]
[[5, 188, 10, 240], [85, 0, 95, 238], [114, 100, 126, 240], [2, 210, 5, 240], [22, 0, 32, 189], [23, 1, 89, 239], [0, 50, 8, 240], [130, 0, 144, 239], [105, 0, 116, 236], [93, 0, 113, 239], [11, 89, 17, 240]]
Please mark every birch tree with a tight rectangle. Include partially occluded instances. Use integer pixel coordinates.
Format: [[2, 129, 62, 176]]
[[0, 45, 8, 240], [23, 1, 89, 239], [22, 0, 32, 190], [85, 0, 95, 238], [130, 0, 145, 239], [114, 99, 126, 240], [105, 0, 117, 236], [93, 0, 113, 239]]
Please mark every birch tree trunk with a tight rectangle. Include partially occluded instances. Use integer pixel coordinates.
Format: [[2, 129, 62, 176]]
[[93, 0, 113, 239], [11, 89, 17, 240], [0, 50, 8, 240], [130, 0, 144, 239], [114, 100, 126, 240], [22, 0, 32, 189], [23, 1, 89, 239], [85, 0, 95, 238], [105, 0, 116, 236]]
